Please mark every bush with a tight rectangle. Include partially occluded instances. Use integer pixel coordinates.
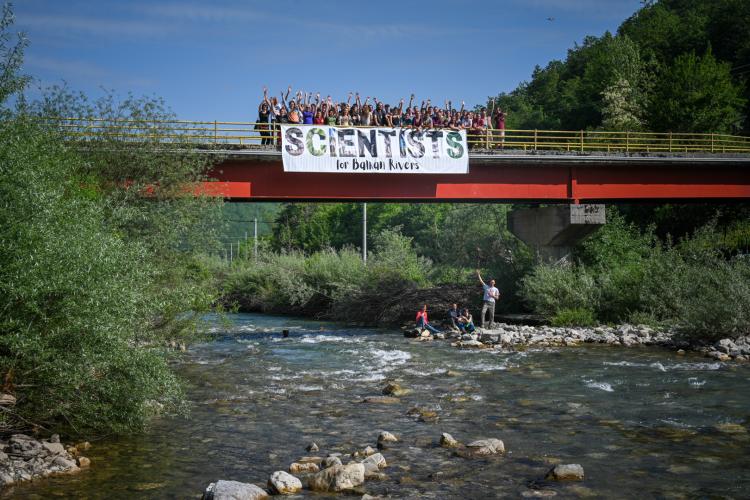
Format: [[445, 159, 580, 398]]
[[520, 264, 600, 318], [551, 308, 597, 327]]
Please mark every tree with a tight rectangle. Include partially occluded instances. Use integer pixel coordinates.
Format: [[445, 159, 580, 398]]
[[648, 49, 745, 132], [0, 3, 28, 106]]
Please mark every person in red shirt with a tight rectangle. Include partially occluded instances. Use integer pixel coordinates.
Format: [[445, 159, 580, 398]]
[[416, 304, 441, 334]]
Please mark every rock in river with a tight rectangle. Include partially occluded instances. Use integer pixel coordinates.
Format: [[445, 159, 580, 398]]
[[377, 431, 398, 449], [322, 456, 343, 468], [546, 463, 585, 481], [289, 461, 320, 474], [382, 382, 411, 397], [440, 432, 460, 448], [363, 396, 401, 404], [466, 438, 505, 456], [308, 463, 365, 492], [268, 471, 302, 495], [306, 442, 319, 452], [203, 480, 269, 500], [362, 453, 387, 470]]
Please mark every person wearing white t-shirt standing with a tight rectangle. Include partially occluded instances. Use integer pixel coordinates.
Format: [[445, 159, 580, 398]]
[[476, 270, 500, 329]]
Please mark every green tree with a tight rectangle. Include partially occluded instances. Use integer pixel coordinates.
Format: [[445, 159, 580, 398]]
[[648, 49, 745, 132]]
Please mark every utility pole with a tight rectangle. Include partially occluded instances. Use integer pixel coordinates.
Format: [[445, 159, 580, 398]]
[[362, 202, 367, 263], [229, 242, 233, 263], [244, 231, 248, 259], [254, 217, 258, 259]]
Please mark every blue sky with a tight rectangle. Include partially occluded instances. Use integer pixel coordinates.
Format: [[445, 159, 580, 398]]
[[15, 0, 643, 121]]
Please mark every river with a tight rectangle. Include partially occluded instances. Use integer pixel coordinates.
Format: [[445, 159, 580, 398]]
[[8, 313, 750, 499]]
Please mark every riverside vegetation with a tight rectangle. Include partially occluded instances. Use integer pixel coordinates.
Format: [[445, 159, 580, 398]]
[[0, 1, 222, 466]]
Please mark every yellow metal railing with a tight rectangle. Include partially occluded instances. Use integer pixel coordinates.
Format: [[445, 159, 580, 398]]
[[50, 118, 750, 154]]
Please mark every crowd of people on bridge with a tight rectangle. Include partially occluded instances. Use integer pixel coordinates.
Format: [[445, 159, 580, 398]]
[[256, 86, 507, 147]]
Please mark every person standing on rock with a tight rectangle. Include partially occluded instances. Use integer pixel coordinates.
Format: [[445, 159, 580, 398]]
[[476, 270, 500, 329]]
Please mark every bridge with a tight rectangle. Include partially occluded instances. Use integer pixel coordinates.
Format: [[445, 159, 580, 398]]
[[56, 118, 750, 203], [60, 118, 750, 260]]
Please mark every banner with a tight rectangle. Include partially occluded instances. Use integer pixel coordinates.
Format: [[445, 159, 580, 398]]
[[281, 125, 468, 174]]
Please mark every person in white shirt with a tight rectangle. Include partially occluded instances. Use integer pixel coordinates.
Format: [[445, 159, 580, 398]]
[[476, 269, 500, 329]]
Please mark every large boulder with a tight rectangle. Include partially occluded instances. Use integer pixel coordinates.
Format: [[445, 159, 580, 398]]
[[202, 480, 269, 500], [268, 471, 302, 495], [466, 438, 505, 456], [546, 464, 584, 481], [308, 463, 365, 492]]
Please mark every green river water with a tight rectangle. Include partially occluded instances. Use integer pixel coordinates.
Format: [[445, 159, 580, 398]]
[[6, 313, 750, 499]]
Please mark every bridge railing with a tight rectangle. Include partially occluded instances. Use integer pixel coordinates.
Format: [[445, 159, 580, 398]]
[[51, 118, 750, 154]]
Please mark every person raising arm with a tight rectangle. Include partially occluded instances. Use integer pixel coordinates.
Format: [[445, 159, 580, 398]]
[[476, 269, 500, 329]]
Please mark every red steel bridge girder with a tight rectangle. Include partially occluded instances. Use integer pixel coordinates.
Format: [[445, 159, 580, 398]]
[[203, 156, 750, 203]]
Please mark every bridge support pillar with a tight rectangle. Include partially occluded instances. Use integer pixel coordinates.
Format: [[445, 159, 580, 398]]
[[508, 204, 605, 263]]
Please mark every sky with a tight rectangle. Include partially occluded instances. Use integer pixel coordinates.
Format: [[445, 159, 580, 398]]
[[14, 0, 644, 121]]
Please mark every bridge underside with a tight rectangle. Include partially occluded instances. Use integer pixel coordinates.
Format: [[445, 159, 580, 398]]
[[203, 153, 750, 202]]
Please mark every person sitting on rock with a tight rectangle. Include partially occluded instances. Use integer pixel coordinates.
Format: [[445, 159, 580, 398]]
[[458, 308, 476, 334], [416, 304, 441, 334], [447, 303, 460, 331]]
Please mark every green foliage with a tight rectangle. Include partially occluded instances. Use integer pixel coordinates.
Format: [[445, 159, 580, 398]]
[[648, 49, 745, 132], [0, 3, 28, 107], [487, 0, 748, 133], [224, 228, 433, 321], [521, 219, 750, 339], [551, 308, 597, 327], [520, 264, 599, 318], [0, 5, 222, 435]]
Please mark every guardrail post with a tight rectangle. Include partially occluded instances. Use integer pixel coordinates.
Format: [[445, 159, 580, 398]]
[[668, 132, 672, 153], [214, 120, 218, 144], [580, 130, 584, 152], [626, 131, 630, 153], [534, 129, 538, 150], [711, 133, 715, 153]]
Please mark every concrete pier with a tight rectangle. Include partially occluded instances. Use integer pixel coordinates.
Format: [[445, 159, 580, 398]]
[[508, 204, 606, 262]]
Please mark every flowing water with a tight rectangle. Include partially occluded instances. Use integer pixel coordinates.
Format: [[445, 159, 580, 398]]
[[7, 314, 750, 499]]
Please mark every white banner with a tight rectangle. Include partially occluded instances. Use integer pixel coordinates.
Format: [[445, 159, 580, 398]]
[[281, 125, 468, 174]]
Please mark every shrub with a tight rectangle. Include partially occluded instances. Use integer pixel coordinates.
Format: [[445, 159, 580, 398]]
[[551, 308, 597, 327], [520, 264, 600, 318]]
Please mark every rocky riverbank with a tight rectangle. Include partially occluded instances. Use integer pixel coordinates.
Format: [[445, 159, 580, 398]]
[[0, 434, 91, 487], [407, 322, 750, 362]]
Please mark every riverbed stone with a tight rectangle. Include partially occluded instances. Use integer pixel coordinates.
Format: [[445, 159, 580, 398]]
[[289, 461, 320, 474], [306, 442, 319, 452], [377, 431, 398, 446], [42, 441, 66, 456], [322, 456, 342, 468], [203, 480, 269, 500], [440, 433, 460, 448], [546, 464, 584, 481], [363, 396, 401, 404], [308, 463, 365, 492], [466, 438, 505, 455], [296, 456, 323, 464], [382, 382, 410, 397], [77, 456, 91, 468], [268, 471, 302, 495], [362, 453, 387, 470], [708, 351, 731, 362]]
